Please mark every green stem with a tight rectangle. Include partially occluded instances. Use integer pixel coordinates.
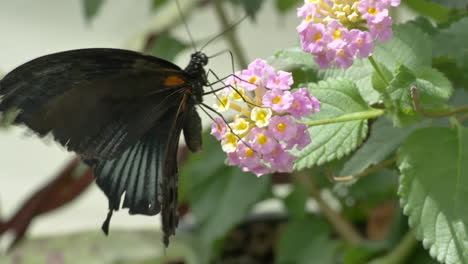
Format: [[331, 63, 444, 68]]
[[212, 0, 249, 68], [368, 56, 390, 87], [369, 231, 419, 264], [300, 109, 385, 127], [411, 86, 468, 118], [333, 156, 397, 182]]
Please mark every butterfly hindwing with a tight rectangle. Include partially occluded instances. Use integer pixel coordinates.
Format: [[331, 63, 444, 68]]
[[0, 48, 187, 159], [84, 104, 182, 227]]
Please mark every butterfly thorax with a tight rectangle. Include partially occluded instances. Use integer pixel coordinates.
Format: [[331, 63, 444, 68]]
[[184, 51, 208, 104]]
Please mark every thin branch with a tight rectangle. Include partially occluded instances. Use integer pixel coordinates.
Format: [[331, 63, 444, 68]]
[[332, 156, 397, 182], [293, 171, 364, 245]]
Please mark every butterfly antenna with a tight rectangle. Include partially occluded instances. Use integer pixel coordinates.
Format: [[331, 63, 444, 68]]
[[175, 0, 197, 51], [200, 14, 247, 52]]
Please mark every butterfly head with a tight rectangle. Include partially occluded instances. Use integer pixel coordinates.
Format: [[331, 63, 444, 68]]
[[185, 51, 208, 75], [192, 51, 208, 66]]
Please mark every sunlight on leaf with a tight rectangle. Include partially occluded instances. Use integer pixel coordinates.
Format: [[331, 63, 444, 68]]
[[293, 79, 370, 169], [399, 126, 468, 264], [339, 118, 431, 177]]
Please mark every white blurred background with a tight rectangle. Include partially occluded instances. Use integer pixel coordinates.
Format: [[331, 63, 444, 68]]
[[0, 0, 299, 237]]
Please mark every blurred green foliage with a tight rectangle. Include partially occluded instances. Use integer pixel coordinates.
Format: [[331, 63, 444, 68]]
[[2, 0, 468, 263]]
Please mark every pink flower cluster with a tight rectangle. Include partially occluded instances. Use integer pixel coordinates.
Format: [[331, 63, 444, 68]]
[[297, 0, 400, 69], [211, 59, 321, 176]]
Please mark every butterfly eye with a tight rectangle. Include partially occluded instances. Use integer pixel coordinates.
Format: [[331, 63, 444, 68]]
[[200, 54, 208, 66]]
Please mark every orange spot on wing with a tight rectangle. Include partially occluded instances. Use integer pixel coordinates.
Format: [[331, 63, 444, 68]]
[[164, 75, 185, 87]]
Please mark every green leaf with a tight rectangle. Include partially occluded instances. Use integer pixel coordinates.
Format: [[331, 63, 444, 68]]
[[426, 0, 468, 9], [230, 0, 265, 20], [346, 168, 398, 207], [272, 48, 319, 85], [412, 67, 453, 105], [275, 0, 302, 13], [152, 0, 169, 9], [319, 57, 378, 103], [433, 17, 468, 82], [432, 56, 468, 89], [293, 79, 371, 169], [409, 17, 439, 36], [284, 183, 308, 219], [374, 23, 432, 70], [404, 0, 450, 22], [343, 243, 386, 264], [398, 126, 468, 264], [289, 67, 320, 86], [82, 0, 104, 22], [339, 117, 431, 177], [181, 132, 271, 245], [273, 47, 317, 70], [319, 23, 432, 103], [384, 65, 452, 126], [146, 32, 188, 61], [433, 17, 468, 59], [277, 216, 337, 264], [408, 245, 441, 264]]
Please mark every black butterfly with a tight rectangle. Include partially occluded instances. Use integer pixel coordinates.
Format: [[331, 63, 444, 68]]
[[0, 48, 209, 246]]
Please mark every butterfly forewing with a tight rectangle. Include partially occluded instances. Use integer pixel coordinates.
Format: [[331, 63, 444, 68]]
[[0, 48, 208, 247], [0, 48, 187, 159]]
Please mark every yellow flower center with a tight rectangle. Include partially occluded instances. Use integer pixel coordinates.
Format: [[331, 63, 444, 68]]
[[367, 7, 377, 15], [258, 134, 268, 145], [272, 96, 282, 104], [257, 112, 266, 120], [236, 122, 248, 131], [337, 49, 345, 57], [251, 107, 272, 128], [245, 148, 254, 157], [306, 14, 313, 21], [221, 97, 228, 106], [226, 133, 237, 144], [217, 123, 223, 132], [249, 76, 257, 84], [231, 89, 245, 100], [277, 123, 286, 132], [314, 32, 323, 42], [333, 29, 342, 39]]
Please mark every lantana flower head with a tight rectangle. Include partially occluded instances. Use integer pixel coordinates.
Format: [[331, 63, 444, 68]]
[[210, 60, 321, 176], [296, 0, 400, 69]]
